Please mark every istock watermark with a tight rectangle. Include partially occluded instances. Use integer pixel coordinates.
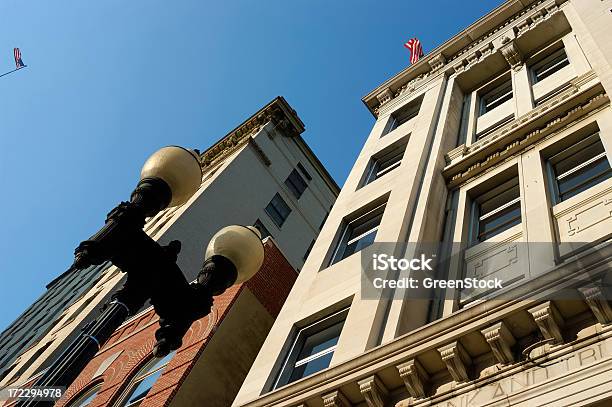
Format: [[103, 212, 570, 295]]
[[360, 242, 612, 301]]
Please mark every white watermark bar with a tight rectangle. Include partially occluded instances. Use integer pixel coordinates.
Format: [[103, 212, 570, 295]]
[[361, 242, 612, 301], [0, 386, 65, 401]]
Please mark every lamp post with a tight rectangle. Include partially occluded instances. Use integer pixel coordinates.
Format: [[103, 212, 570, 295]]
[[17, 147, 264, 406]]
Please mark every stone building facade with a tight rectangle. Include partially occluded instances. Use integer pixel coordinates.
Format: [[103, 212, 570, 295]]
[[0, 97, 339, 391], [233, 1, 612, 406]]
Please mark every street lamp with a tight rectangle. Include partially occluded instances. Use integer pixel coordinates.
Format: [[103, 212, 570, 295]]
[[21, 146, 264, 404]]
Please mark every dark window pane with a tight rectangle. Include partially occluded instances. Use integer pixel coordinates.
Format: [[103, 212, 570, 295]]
[[121, 353, 174, 407], [480, 81, 513, 115], [342, 229, 377, 260], [124, 372, 162, 406], [480, 185, 520, 216], [265, 194, 292, 227], [533, 49, 569, 83], [558, 159, 612, 201], [549, 135, 612, 203], [384, 99, 421, 136], [472, 178, 521, 244], [297, 162, 312, 181], [285, 170, 308, 199], [478, 202, 521, 241], [284, 319, 345, 386], [288, 352, 334, 383], [332, 205, 385, 264], [254, 219, 272, 239]]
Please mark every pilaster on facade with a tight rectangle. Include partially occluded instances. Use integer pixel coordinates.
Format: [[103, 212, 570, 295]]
[[322, 389, 352, 407], [528, 301, 565, 344], [481, 321, 516, 365], [437, 341, 472, 383], [396, 358, 429, 399], [358, 375, 388, 407], [578, 284, 612, 325]]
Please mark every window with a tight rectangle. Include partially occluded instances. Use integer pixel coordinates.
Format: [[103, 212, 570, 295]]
[[471, 177, 521, 244], [384, 98, 422, 135], [296, 162, 312, 181], [265, 193, 292, 227], [285, 169, 308, 199], [546, 133, 612, 203], [254, 219, 272, 239], [531, 48, 570, 84], [479, 80, 513, 115], [303, 239, 315, 262], [119, 352, 175, 407], [362, 143, 406, 186], [272, 308, 348, 389], [330, 203, 385, 265], [68, 384, 102, 407]]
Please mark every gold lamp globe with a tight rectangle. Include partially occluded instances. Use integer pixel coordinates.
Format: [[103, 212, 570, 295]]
[[140, 146, 203, 207], [205, 225, 265, 284]]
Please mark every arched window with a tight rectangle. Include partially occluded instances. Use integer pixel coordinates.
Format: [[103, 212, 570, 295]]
[[117, 352, 175, 407], [68, 383, 102, 407]]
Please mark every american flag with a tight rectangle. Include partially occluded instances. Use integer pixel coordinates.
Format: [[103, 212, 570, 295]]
[[14, 48, 25, 69], [404, 38, 424, 64]]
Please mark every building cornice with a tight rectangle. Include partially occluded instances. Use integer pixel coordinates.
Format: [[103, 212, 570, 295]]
[[362, 0, 566, 117], [198, 96, 340, 195], [240, 242, 612, 406], [200, 96, 304, 169]]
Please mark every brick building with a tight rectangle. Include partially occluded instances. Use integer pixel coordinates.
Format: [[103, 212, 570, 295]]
[[48, 239, 296, 407]]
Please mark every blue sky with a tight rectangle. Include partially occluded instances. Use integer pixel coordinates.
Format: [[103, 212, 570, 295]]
[[0, 0, 504, 330]]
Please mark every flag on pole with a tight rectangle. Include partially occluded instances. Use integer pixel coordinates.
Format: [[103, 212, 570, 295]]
[[14, 48, 25, 69], [404, 38, 424, 64]]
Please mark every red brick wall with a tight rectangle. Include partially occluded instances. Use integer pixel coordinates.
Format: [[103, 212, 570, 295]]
[[55, 239, 296, 407]]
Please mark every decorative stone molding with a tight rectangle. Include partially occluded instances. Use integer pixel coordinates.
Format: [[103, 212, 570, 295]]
[[248, 137, 271, 166], [578, 284, 612, 325], [428, 54, 446, 72], [437, 341, 472, 382], [528, 301, 565, 344], [201, 98, 302, 168], [444, 89, 609, 187], [322, 390, 351, 407], [397, 358, 429, 398], [358, 375, 388, 407], [445, 144, 468, 165], [481, 321, 516, 364], [376, 88, 394, 106], [499, 37, 524, 70], [367, 0, 564, 117]]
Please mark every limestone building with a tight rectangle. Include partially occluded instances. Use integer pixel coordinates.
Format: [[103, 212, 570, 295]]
[[233, 1, 612, 406], [0, 96, 339, 391]]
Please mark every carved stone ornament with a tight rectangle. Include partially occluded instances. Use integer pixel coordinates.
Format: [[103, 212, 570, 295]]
[[322, 390, 351, 407], [376, 88, 394, 106], [201, 101, 300, 168], [499, 37, 524, 70], [528, 301, 565, 344], [437, 341, 472, 382], [428, 54, 446, 72], [397, 358, 429, 398], [358, 375, 388, 407], [481, 321, 516, 364], [579, 284, 612, 325]]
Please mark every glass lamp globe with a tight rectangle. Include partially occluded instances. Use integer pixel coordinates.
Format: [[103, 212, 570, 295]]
[[140, 146, 202, 207], [205, 225, 265, 284]]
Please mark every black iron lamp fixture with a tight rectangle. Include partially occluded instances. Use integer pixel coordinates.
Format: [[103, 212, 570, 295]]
[[22, 147, 264, 403]]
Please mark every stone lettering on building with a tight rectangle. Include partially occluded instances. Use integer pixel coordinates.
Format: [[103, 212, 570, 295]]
[[432, 340, 609, 407]]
